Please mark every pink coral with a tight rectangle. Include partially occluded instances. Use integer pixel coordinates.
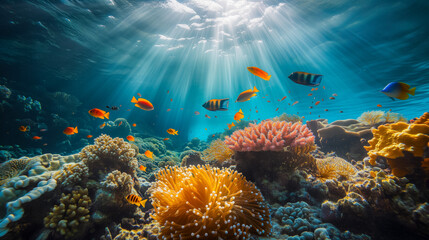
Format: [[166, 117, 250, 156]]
[[224, 120, 315, 151]]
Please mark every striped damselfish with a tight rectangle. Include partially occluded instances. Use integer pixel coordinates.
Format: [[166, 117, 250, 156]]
[[202, 98, 229, 111], [288, 71, 323, 86]]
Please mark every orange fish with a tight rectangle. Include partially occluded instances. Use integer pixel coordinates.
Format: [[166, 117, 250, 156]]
[[139, 165, 146, 172], [340, 111, 343, 113], [167, 90, 170, 94], [280, 96, 287, 101], [32, 136, 42, 140], [275, 107, 279, 111], [87, 135, 93, 138], [234, 109, 244, 122], [323, 86, 325, 89], [205, 114, 211, 119], [308, 93, 313, 96], [167, 108, 171, 112], [19, 126, 29, 132], [227, 122, 235, 130], [311, 88, 315, 91], [329, 97, 335, 100], [144, 150, 153, 159], [167, 128, 178, 135], [63, 126, 78, 135], [247, 66, 271, 80], [163, 138, 169, 141], [118, 121, 123, 126], [236, 86, 259, 102], [377, 104, 382, 107], [137, 93, 142, 97], [256, 110, 259, 113], [325, 109, 329, 111], [309, 106, 313, 109], [315, 101, 320, 105], [99, 123, 106, 129], [132, 123, 137, 127], [125, 194, 147, 207], [131, 96, 154, 111], [267, 100, 271, 103], [194, 111, 200, 115], [89, 108, 110, 119], [332, 93, 338, 96], [292, 101, 299, 106], [205, 128, 207, 131], [126, 135, 135, 141], [170, 98, 173, 102]]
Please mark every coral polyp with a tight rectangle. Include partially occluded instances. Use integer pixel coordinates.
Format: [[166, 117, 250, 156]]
[[149, 165, 271, 240]]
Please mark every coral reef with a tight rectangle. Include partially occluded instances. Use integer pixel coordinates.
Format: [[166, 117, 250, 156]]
[[180, 151, 205, 167], [149, 165, 272, 239], [224, 120, 314, 152], [135, 137, 166, 156], [365, 122, 429, 177], [272, 113, 302, 123], [54, 162, 89, 187], [414, 112, 429, 125], [101, 170, 134, 204], [44, 188, 91, 239], [201, 139, 233, 164], [316, 157, 357, 181], [17, 95, 42, 112], [104, 118, 132, 138]]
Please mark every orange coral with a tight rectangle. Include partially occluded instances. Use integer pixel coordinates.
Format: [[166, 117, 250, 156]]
[[414, 112, 429, 125], [149, 165, 271, 239], [201, 139, 233, 163], [316, 157, 357, 181]]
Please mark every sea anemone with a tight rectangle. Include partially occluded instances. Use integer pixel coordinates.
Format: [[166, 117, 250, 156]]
[[357, 111, 385, 126], [149, 165, 271, 239], [201, 139, 233, 163]]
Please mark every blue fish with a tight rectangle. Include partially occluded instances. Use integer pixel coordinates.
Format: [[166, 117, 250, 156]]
[[381, 82, 415, 100], [202, 98, 229, 111], [288, 72, 322, 86]]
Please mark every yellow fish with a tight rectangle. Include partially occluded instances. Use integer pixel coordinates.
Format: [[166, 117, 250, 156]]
[[125, 194, 147, 207], [227, 122, 235, 130], [144, 150, 154, 159], [236, 86, 259, 102], [167, 128, 178, 135], [234, 109, 244, 122]]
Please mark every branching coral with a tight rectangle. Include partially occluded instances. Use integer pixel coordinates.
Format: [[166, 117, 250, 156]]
[[224, 120, 315, 152], [149, 165, 271, 239], [44, 188, 91, 239], [364, 122, 429, 176], [79, 134, 138, 178], [201, 139, 233, 163], [357, 111, 385, 126], [316, 157, 357, 181]]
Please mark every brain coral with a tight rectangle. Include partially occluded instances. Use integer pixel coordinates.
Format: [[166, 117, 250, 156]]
[[79, 134, 138, 178], [224, 120, 314, 152], [149, 165, 271, 239], [364, 122, 429, 176]]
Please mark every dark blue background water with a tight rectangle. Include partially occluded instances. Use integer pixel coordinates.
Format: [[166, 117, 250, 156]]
[[1, 0, 428, 148]]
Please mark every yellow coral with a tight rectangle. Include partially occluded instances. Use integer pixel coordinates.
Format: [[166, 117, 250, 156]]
[[149, 165, 271, 239], [316, 157, 357, 181], [414, 112, 429, 125], [201, 139, 233, 163], [365, 122, 429, 166], [44, 188, 91, 238]]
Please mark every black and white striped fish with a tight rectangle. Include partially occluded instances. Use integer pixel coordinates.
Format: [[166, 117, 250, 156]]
[[288, 72, 322, 86], [202, 98, 229, 111]]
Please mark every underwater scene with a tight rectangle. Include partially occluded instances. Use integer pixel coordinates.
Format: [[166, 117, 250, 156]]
[[1, 0, 429, 239]]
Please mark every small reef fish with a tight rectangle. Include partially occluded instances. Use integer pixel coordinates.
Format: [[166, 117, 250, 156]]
[[236, 86, 259, 102], [315, 101, 320, 105], [288, 72, 322, 86], [194, 111, 200, 115], [167, 128, 178, 135], [137, 93, 142, 97], [167, 108, 171, 112], [126, 135, 135, 141], [202, 99, 229, 111], [377, 104, 382, 107], [32, 136, 42, 140], [132, 123, 137, 127], [117, 121, 123, 126], [63, 127, 78, 135], [323, 86, 326, 89], [19, 126, 29, 132], [227, 122, 235, 129], [139, 165, 146, 172], [99, 123, 106, 129], [144, 150, 153, 159], [234, 109, 244, 122], [267, 100, 271, 103], [247, 67, 271, 81], [275, 107, 279, 111], [308, 93, 313, 96], [280, 96, 287, 101], [205, 128, 207, 131], [292, 101, 299, 106], [332, 93, 338, 96], [40, 129, 47, 132], [87, 135, 93, 138], [340, 110, 343, 113], [256, 110, 258, 113], [167, 90, 169, 94], [89, 108, 110, 119], [106, 105, 120, 110], [163, 138, 169, 141], [170, 98, 173, 102], [131, 96, 154, 110], [381, 82, 415, 100], [205, 114, 211, 119], [325, 109, 329, 111], [125, 194, 147, 207], [329, 97, 335, 100]]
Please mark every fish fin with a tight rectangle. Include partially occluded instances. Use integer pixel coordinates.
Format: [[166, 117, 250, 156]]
[[253, 86, 259, 92], [239, 109, 243, 113], [141, 199, 148, 208], [266, 75, 271, 81], [251, 93, 257, 97], [131, 96, 138, 103], [105, 112, 110, 119], [397, 92, 410, 100], [408, 87, 416, 96], [390, 97, 395, 101], [232, 123, 235, 126], [74, 127, 78, 133]]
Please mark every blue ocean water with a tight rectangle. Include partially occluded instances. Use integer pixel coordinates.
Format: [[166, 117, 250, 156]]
[[0, 0, 428, 146]]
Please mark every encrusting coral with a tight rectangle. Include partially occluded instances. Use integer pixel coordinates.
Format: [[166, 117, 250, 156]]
[[364, 121, 429, 177], [316, 157, 357, 181], [413, 112, 429, 125], [44, 188, 91, 239], [201, 139, 233, 164], [149, 165, 272, 240], [0, 158, 35, 185], [224, 120, 314, 152]]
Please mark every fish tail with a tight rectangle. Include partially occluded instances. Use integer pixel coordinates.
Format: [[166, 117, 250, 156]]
[[253, 86, 259, 92], [74, 127, 78, 133], [239, 109, 243, 113], [141, 199, 148, 208], [408, 87, 416, 96], [266, 75, 271, 81], [131, 96, 138, 103], [105, 112, 110, 119]]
